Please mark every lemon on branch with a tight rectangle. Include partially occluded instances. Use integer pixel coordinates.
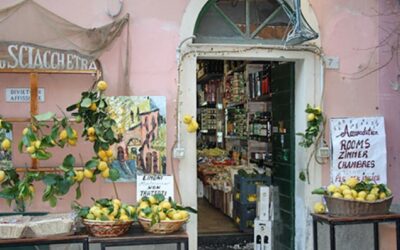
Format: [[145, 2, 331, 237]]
[[1, 139, 11, 150], [97, 81, 108, 91]]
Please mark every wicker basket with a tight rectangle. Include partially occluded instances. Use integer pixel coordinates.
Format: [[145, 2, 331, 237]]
[[324, 195, 393, 217], [82, 219, 133, 237], [138, 217, 188, 234]]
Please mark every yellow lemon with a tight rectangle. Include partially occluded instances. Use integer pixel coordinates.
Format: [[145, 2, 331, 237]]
[[187, 120, 199, 133], [370, 187, 380, 196], [178, 210, 189, 220], [315, 106, 322, 114], [106, 148, 113, 157], [172, 212, 183, 220], [98, 150, 107, 160], [358, 191, 367, 199], [119, 214, 130, 221], [72, 129, 78, 139], [101, 167, 110, 178], [159, 211, 167, 220], [148, 196, 157, 205], [183, 115, 192, 125], [343, 194, 353, 200], [86, 213, 95, 220], [0, 170, 5, 182], [152, 205, 159, 213], [33, 140, 41, 149], [160, 201, 172, 210], [342, 189, 352, 196], [97, 161, 108, 171], [88, 136, 96, 142], [379, 192, 387, 200], [22, 128, 29, 135], [29, 185, 35, 194], [97, 80, 108, 91], [87, 127, 96, 136], [366, 194, 377, 202], [59, 130, 68, 140], [68, 139, 77, 146], [139, 201, 149, 210], [101, 207, 110, 215], [74, 171, 84, 182], [167, 209, 176, 218], [327, 184, 337, 193], [332, 192, 343, 198], [345, 177, 359, 188], [313, 202, 326, 214], [339, 184, 350, 193], [119, 208, 127, 216], [112, 199, 121, 207], [351, 189, 358, 198], [26, 146, 36, 154], [355, 197, 365, 202], [89, 103, 97, 111], [1, 139, 11, 150], [83, 169, 93, 179], [307, 113, 315, 121]]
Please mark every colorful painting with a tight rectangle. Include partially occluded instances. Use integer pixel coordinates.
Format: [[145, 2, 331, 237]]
[[106, 96, 167, 182], [0, 130, 12, 169]]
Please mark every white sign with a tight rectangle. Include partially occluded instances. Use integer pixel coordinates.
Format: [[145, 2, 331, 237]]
[[5, 88, 45, 102], [0, 42, 97, 71], [136, 175, 174, 201], [330, 117, 387, 185]]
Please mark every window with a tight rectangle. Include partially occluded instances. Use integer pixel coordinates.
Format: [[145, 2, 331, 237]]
[[194, 0, 317, 45]]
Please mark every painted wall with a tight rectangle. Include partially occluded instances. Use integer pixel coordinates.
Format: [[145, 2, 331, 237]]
[[0, 0, 399, 249]]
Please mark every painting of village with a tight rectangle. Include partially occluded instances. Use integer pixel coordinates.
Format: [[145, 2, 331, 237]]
[[106, 96, 167, 182]]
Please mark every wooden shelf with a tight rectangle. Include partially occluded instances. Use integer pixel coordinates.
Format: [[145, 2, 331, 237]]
[[197, 73, 223, 85]]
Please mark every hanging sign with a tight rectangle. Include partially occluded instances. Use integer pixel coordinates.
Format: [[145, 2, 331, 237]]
[[330, 117, 387, 185], [5, 88, 45, 102], [136, 175, 174, 201], [0, 42, 97, 71]]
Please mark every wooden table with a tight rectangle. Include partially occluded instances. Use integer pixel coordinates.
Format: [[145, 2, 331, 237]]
[[89, 225, 189, 250], [0, 234, 89, 250], [311, 213, 400, 250]]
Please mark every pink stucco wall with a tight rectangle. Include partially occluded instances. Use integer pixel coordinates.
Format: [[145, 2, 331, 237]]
[[0, 0, 186, 211], [0, 0, 399, 247]]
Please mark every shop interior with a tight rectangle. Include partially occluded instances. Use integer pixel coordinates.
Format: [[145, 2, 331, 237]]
[[196, 59, 295, 249]]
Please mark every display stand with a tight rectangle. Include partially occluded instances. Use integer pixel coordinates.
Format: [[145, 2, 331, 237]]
[[0, 234, 89, 250], [89, 225, 188, 250], [311, 213, 400, 250]]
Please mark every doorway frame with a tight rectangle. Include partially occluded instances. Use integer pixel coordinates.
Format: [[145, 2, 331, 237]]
[[178, 2, 323, 249]]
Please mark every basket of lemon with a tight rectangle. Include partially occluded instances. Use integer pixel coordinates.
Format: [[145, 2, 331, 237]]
[[312, 178, 393, 217], [75, 198, 136, 237], [136, 194, 196, 234]]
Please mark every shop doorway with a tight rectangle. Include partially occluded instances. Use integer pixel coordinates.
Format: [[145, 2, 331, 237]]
[[196, 58, 295, 249]]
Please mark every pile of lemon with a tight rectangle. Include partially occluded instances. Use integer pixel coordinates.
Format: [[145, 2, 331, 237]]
[[79, 198, 136, 222], [137, 194, 190, 223], [326, 178, 392, 202]]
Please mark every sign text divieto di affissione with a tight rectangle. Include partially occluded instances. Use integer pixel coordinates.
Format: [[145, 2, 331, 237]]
[[0, 42, 97, 71]]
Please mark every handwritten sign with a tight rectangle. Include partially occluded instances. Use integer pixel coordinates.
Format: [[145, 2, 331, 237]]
[[0, 42, 97, 71], [6, 88, 45, 102], [330, 117, 387, 184], [136, 175, 174, 201]]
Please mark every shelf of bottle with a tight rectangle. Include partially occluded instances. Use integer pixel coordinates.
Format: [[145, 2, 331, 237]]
[[249, 94, 272, 102], [248, 135, 271, 142], [225, 100, 247, 108], [225, 135, 248, 140], [197, 73, 224, 85], [249, 158, 273, 167], [225, 62, 248, 76]]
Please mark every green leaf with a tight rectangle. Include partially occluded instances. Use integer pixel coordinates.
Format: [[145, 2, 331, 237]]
[[81, 98, 92, 108], [76, 184, 82, 199], [34, 112, 55, 121], [154, 194, 165, 203], [66, 103, 78, 112], [99, 100, 105, 109], [18, 140, 24, 153], [63, 154, 75, 168], [299, 171, 306, 182], [43, 174, 58, 185], [85, 159, 99, 169], [36, 150, 52, 160], [311, 187, 326, 195], [142, 207, 152, 215], [49, 196, 57, 207], [66, 127, 74, 139], [96, 198, 111, 207], [57, 179, 71, 195], [109, 168, 120, 181], [78, 206, 90, 217]]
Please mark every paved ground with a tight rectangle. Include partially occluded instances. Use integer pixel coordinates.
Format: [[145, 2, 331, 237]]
[[198, 242, 253, 250]]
